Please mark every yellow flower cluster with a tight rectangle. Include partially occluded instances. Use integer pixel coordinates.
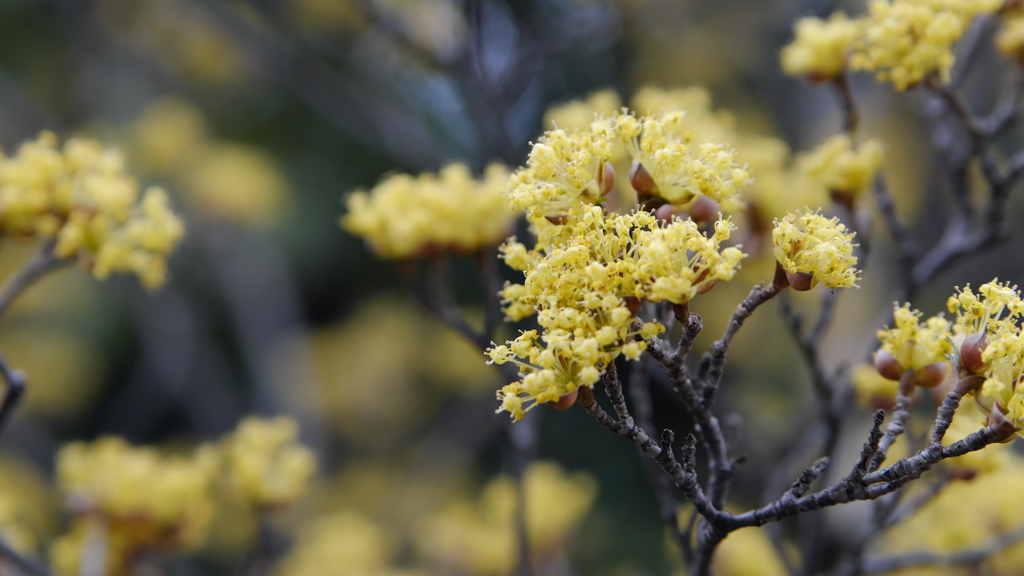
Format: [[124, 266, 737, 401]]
[[543, 89, 622, 132], [850, 0, 1003, 90], [876, 303, 953, 378], [416, 461, 596, 576], [771, 210, 859, 290], [491, 206, 744, 419], [997, 14, 1024, 64], [948, 280, 1024, 338], [274, 512, 422, 576], [505, 128, 615, 217], [948, 281, 1024, 431], [612, 112, 750, 211], [52, 437, 216, 575], [537, 86, 829, 224], [796, 135, 884, 203], [508, 110, 749, 219], [342, 163, 515, 259], [218, 416, 317, 509], [780, 12, 860, 80], [51, 418, 318, 576], [0, 132, 185, 288]]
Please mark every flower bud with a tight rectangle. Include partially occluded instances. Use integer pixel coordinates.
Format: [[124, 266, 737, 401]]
[[599, 161, 616, 196], [622, 295, 642, 315], [687, 196, 720, 223], [654, 204, 677, 223], [546, 388, 579, 410], [672, 301, 689, 323], [874, 349, 904, 381], [629, 161, 659, 196], [545, 215, 569, 225], [914, 361, 948, 388], [960, 333, 988, 374], [785, 270, 816, 292]]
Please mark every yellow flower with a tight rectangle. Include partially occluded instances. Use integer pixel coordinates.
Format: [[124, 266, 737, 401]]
[[636, 217, 745, 304], [0, 132, 185, 288], [781, 12, 859, 79], [219, 416, 317, 509], [948, 281, 1024, 432], [947, 280, 1024, 337], [273, 512, 419, 576], [492, 205, 742, 420], [850, 0, 1002, 90], [610, 111, 749, 210], [771, 210, 859, 289], [543, 89, 623, 132], [342, 162, 515, 259], [876, 303, 953, 372], [796, 135, 884, 202], [416, 461, 596, 576], [56, 437, 215, 553], [506, 128, 614, 218]]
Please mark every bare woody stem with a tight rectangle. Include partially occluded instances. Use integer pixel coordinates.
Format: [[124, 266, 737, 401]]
[[929, 375, 983, 446], [0, 240, 67, 320], [869, 370, 917, 472], [832, 73, 859, 134], [699, 280, 783, 408]]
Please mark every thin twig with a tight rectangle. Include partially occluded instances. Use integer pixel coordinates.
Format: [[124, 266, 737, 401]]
[[0, 240, 67, 320], [869, 371, 917, 472]]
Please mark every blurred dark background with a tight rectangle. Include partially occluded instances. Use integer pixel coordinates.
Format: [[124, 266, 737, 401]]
[[0, 0, 1021, 574]]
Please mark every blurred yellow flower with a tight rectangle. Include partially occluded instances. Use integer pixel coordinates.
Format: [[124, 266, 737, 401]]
[[274, 511, 421, 576], [850, 0, 1002, 90], [343, 163, 515, 258], [417, 461, 596, 576], [219, 416, 317, 510], [0, 132, 185, 288], [56, 437, 215, 553], [781, 12, 859, 80], [796, 135, 884, 203], [183, 143, 289, 228]]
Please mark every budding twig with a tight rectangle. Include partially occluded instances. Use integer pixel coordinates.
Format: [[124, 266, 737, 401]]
[[869, 370, 917, 473]]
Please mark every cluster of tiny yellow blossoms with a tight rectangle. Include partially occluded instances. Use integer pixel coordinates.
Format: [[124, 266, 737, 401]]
[[780, 12, 860, 79], [507, 110, 749, 219], [610, 112, 750, 211], [342, 162, 515, 259], [416, 461, 596, 575], [948, 281, 1024, 430], [0, 132, 185, 288], [505, 128, 615, 218], [850, 0, 1003, 90], [796, 135, 884, 202], [491, 205, 744, 420], [51, 437, 216, 576], [218, 416, 317, 509], [771, 210, 859, 290], [876, 303, 953, 380]]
